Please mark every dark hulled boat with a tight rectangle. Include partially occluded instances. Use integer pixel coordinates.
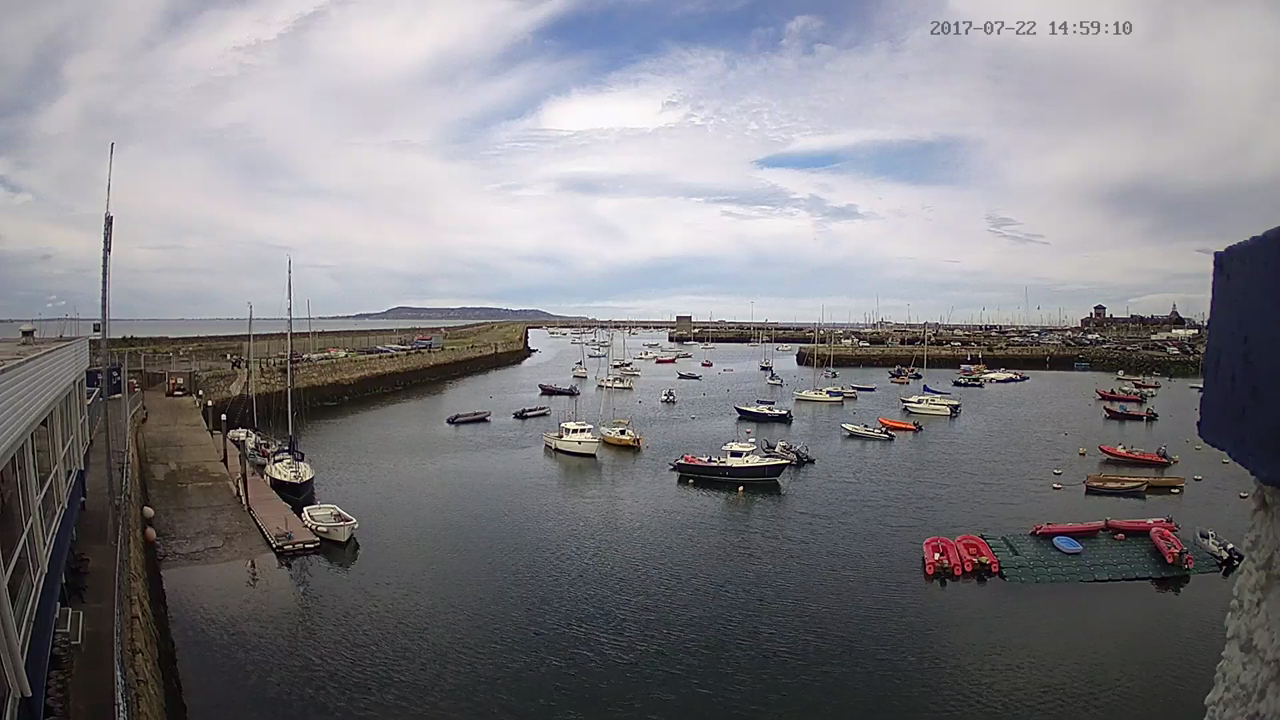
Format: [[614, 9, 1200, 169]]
[[446, 411, 491, 424], [733, 404, 794, 423], [1103, 405, 1158, 421], [513, 405, 552, 419], [670, 441, 790, 481], [539, 383, 581, 396]]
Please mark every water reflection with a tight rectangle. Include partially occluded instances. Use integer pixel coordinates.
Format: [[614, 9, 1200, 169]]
[[318, 537, 361, 569]]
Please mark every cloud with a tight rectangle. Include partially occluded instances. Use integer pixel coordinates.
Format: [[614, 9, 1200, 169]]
[[0, 0, 1277, 323]]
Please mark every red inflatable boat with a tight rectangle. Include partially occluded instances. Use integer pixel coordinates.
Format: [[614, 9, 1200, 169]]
[[1150, 527, 1194, 570], [1030, 520, 1106, 537], [878, 417, 922, 432], [923, 536, 963, 577], [1106, 516, 1179, 533], [1098, 445, 1174, 467], [955, 534, 999, 574]]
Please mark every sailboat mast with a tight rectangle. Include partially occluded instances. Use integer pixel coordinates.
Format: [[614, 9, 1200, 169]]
[[286, 256, 294, 440], [248, 303, 258, 428]]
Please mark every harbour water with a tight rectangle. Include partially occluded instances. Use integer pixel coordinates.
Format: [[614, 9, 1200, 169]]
[[0, 317, 484, 339], [163, 330, 1250, 719]]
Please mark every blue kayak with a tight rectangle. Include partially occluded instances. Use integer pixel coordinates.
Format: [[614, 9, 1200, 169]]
[[1053, 536, 1084, 554]]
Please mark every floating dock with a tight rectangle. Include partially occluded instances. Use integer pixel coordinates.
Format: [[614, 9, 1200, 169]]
[[986, 533, 1218, 583], [227, 442, 319, 554]]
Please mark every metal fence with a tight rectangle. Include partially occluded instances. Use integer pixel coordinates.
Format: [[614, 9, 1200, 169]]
[[102, 382, 143, 720]]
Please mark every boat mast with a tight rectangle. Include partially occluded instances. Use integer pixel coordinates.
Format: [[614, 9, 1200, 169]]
[[248, 302, 258, 428], [286, 256, 294, 444], [922, 321, 929, 379]]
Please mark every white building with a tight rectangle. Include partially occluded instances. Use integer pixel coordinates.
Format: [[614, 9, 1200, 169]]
[[0, 329, 92, 719]]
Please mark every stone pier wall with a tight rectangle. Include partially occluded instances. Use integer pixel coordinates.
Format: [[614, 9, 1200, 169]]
[[795, 345, 1201, 376], [123, 409, 185, 719]]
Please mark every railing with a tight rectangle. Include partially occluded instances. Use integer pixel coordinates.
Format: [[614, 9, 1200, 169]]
[[111, 392, 144, 720]]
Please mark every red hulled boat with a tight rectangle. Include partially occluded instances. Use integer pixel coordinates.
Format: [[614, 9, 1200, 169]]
[[1098, 444, 1174, 467], [1150, 527, 1194, 569], [1096, 389, 1145, 403], [1131, 379, 1162, 389], [654, 356, 677, 364], [1103, 405, 1158, 421], [1030, 520, 1106, 537], [878, 417, 923, 432], [955, 534, 1000, 574], [923, 536, 963, 577], [1106, 516, 1179, 533]]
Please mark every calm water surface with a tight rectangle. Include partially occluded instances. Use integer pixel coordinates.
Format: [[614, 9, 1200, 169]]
[[163, 331, 1251, 720]]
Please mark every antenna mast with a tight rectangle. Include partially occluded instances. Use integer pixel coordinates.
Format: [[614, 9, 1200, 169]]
[[99, 142, 116, 533]]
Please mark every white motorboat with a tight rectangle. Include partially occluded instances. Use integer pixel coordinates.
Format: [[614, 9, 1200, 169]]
[[766, 374, 784, 386], [900, 394, 961, 407], [841, 423, 895, 440], [543, 421, 601, 456], [571, 365, 589, 378], [643, 342, 661, 348], [670, 439, 790, 481], [776, 345, 793, 352], [300, 504, 359, 543], [793, 388, 844, 402], [598, 374, 635, 389], [635, 350, 659, 360], [619, 367, 641, 376], [901, 401, 958, 417], [700, 343, 715, 350], [660, 389, 677, 403], [824, 386, 857, 399], [587, 350, 607, 358]]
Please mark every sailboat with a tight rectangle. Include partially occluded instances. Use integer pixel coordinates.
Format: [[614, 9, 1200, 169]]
[[238, 303, 280, 467], [821, 330, 839, 379], [747, 305, 760, 346], [794, 311, 843, 402], [700, 313, 714, 367], [264, 257, 316, 500], [599, 352, 642, 448], [759, 326, 774, 371], [596, 330, 635, 389]]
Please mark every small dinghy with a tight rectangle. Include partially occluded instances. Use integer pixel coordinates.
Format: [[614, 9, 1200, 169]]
[[952, 376, 984, 388], [539, 383, 580, 396], [923, 537, 963, 577], [677, 371, 702, 380], [1084, 478, 1149, 496], [848, 383, 876, 392], [878, 417, 922, 432], [1098, 444, 1174, 467], [1194, 528, 1245, 566], [1031, 520, 1105, 537], [1103, 405, 1159, 421], [301, 504, 359, 544], [954, 534, 999, 574], [766, 373, 784, 386], [1105, 516, 1179, 533], [1052, 536, 1084, 554], [840, 423, 895, 440], [922, 384, 952, 395], [1149, 527, 1193, 569], [446, 411, 491, 425], [513, 406, 551, 419], [1096, 389, 1145, 403]]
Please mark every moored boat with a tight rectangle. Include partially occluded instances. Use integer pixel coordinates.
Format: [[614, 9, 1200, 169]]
[[1096, 389, 1144, 403], [1104, 516, 1179, 533], [660, 388, 677, 403], [600, 419, 643, 448], [539, 383, 581, 396], [654, 355, 678, 364], [1089, 474, 1184, 489], [513, 405, 552, 419], [1053, 536, 1084, 554], [598, 374, 636, 389], [1030, 520, 1106, 537], [300, 504, 358, 544], [1150, 527, 1193, 569], [890, 376, 911, 385], [923, 537, 963, 577], [922, 384, 951, 395], [734, 404, 794, 423], [901, 401, 958, 417], [670, 440, 790, 481], [793, 388, 844, 402], [1194, 528, 1245, 565], [1132, 379, 1162, 389], [954, 534, 999, 574], [878, 417, 922, 432], [848, 383, 876, 392], [1084, 478, 1149, 496], [1098, 444, 1174, 467], [840, 423, 894, 440], [952, 376, 984, 388], [446, 410, 491, 425], [543, 421, 601, 456], [766, 373, 784, 386], [676, 371, 702, 380], [1103, 405, 1159, 421]]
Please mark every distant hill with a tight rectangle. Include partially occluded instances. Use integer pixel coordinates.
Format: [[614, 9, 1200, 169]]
[[336, 306, 587, 321]]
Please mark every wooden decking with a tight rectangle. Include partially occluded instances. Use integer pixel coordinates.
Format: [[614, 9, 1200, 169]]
[[226, 441, 319, 553]]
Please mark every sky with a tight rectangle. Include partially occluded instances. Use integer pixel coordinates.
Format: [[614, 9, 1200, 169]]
[[1, 0, 1278, 324]]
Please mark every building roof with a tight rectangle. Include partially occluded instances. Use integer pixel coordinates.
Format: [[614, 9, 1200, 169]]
[[1093, 304, 1107, 309], [0, 336, 82, 372]]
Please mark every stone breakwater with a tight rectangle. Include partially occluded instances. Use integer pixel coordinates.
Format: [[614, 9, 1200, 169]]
[[796, 345, 1202, 376], [205, 334, 532, 426]]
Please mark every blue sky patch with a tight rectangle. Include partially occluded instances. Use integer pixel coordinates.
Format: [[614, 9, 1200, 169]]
[[755, 137, 969, 185]]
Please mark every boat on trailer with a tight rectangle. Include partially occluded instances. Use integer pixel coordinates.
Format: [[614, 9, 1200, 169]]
[[300, 504, 359, 543]]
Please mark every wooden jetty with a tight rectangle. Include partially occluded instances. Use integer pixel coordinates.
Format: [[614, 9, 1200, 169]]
[[226, 440, 319, 553], [1088, 473, 1186, 489]]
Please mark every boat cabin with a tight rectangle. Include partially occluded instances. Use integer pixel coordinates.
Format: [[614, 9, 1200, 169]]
[[559, 421, 595, 437], [720, 441, 759, 460]]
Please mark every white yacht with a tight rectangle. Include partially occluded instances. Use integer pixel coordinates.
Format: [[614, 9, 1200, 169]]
[[776, 344, 793, 352], [598, 375, 635, 389], [543, 422, 601, 456], [793, 388, 844, 402]]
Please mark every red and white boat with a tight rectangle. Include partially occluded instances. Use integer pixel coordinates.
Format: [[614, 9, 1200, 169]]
[[1030, 520, 1105, 537], [1096, 389, 1144, 403], [1098, 444, 1174, 467], [923, 536, 963, 577], [955, 534, 999, 574], [654, 356, 677, 364], [1150, 527, 1194, 569], [1106, 516, 1179, 533], [1131, 379, 1162, 389]]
